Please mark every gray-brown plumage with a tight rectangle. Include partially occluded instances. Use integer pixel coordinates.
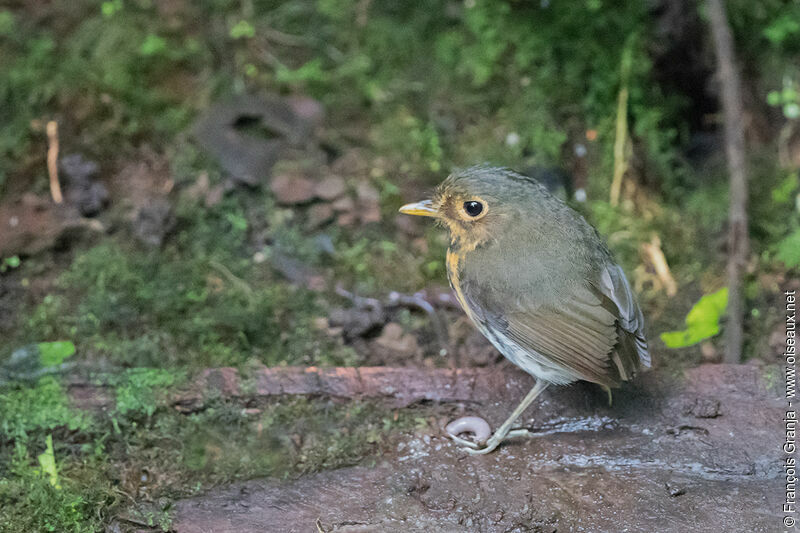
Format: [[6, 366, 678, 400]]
[[400, 165, 650, 454]]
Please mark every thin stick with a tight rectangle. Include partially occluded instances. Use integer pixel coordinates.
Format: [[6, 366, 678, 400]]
[[641, 234, 678, 297], [610, 36, 635, 207], [46, 121, 63, 204], [707, 0, 748, 363]]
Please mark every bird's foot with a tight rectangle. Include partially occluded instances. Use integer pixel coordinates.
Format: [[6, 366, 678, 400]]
[[461, 428, 531, 455], [445, 416, 533, 454]]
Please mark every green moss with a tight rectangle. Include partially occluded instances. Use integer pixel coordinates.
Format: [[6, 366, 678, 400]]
[[0, 377, 90, 440], [0, 379, 422, 531], [114, 368, 182, 417], [125, 397, 426, 489], [20, 222, 335, 368], [0, 440, 112, 533]]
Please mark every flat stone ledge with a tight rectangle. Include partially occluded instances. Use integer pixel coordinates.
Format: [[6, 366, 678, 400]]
[[168, 363, 784, 533]]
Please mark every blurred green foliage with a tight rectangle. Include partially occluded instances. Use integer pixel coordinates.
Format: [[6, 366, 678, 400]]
[[660, 287, 728, 348], [37, 341, 76, 368], [777, 228, 800, 268]]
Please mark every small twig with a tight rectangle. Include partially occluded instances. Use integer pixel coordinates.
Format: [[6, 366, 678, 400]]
[[262, 27, 310, 47], [335, 285, 382, 311], [640, 234, 677, 297], [113, 487, 138, 505], [209, 260, 254, 298], [46, 120, 63, 204], [610, 36, 635, 207]]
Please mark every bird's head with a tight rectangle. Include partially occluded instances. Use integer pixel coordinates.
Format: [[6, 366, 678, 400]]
[[399, 166, 547, 252]]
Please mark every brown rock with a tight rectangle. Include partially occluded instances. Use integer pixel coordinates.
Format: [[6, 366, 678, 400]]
[[205, 184, 224, 208], [307, 203, 334, 228], [307, 275, 327, 292], [336, 212, 357, 227], [170, 364, 781, 533], [270, 173, 316, 204], [394, 214, 420, 236], [330, 148, 370, 176], [0, 201, 103, 257], [285, 95, 325, 131], [356, 182, 380, 204], [331, 195, 355, 212], [314, 175, 346, 200], [183, 172, 209, 201], [328, 307, 385, 338], [374, 323, 419, 357], [20, 193, 49, 210], [356, 182, 381, 224], [359, 204, 381, 224]]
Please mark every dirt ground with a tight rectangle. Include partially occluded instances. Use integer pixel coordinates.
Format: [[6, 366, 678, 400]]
[[168, 363, 781, 533]]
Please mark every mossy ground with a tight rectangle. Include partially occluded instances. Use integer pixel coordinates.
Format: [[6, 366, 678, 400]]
[[0, 371, 432, 532], [0, 1, 797, 531]]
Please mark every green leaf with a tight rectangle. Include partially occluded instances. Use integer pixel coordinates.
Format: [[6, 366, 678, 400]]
[[0, 10, 14, 36], [660, 288, 728, 348], [776, 228, 800, 268], [275, 58, 326, 84], [140, 34, 167, 57], [229, 20, 255, 40], [763, 14, 800, 45], [225, 212, 248, 231], [1, 255, 21, 272], [37, 434, 60, 489], [37, 341, 76, 367], [772, 173, 799, 204], [100, 0, 123, 18]]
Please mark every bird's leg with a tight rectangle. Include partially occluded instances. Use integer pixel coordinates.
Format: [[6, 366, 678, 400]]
[[454, 380, 549, 455]]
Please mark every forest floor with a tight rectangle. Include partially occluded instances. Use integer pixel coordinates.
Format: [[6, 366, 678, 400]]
[[0, 90, 787, 530], [0, 2, 795, 531]]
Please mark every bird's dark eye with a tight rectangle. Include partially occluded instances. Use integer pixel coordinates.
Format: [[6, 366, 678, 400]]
[[463, 201, 484, 217]]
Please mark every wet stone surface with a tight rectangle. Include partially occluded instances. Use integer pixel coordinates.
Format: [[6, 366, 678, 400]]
[[172, 364, 781, 532]]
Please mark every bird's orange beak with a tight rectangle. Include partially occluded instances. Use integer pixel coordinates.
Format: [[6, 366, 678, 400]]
[[399, 199, 439, 218]]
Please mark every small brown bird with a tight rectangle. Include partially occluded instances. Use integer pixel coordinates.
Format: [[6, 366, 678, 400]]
[[400, 166, 650, 454]]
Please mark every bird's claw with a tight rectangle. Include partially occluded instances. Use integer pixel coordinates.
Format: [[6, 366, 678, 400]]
[[446, 432, 481, 449], [463, 440, 499, 455], [449, 427, 532, 454], [445, 415, 534, 454]]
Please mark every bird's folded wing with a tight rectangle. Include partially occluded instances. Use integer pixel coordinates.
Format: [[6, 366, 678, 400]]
[[495, 284, 622, 386], [474, 265, 650, 387], [596, 263, 651, 368]]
